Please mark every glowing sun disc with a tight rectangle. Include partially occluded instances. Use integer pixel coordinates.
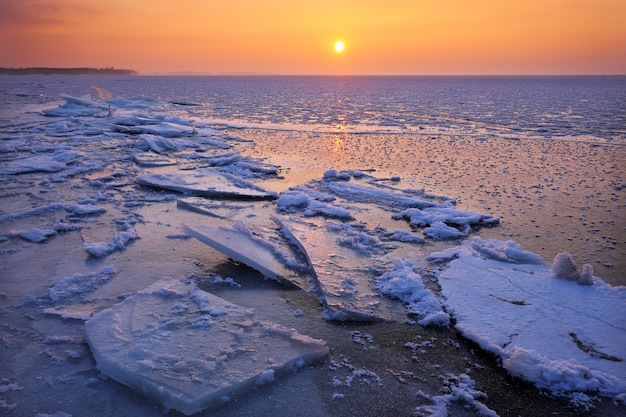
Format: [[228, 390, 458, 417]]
[[334, 41, 345, 53]]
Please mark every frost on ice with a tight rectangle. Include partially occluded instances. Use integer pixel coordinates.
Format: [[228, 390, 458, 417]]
[[433, 237, 626, 399], [83, 277, 329, 415], [45, 267, 116, 302]]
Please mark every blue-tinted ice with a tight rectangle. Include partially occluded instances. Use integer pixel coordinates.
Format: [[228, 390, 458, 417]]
[[84, 278, 329, 415]]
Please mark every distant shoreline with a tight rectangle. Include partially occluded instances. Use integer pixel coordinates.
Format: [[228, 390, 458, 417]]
[[0, 67, 137, 76]]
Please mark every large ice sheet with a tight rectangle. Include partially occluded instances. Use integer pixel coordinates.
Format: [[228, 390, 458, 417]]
[[182, 222, 310, 290], [435, 238, 626, 398], [135, 168, 277, 199], [84, 277, 329, 415], [276, 216, 406, 322]]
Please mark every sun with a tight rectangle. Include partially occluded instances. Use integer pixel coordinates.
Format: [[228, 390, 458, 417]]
[[334, 40, 345, 53]]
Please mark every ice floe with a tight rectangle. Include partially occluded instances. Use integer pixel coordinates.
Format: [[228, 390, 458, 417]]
[[276, 187, 354, 220], [180, 171, 499, 322], [393, 206, 500, 239], [276, 216, 405, 322], [83, 277, 329, 415], [15, 222, 80, 243], [183, 221, 310, 289], [136, 168, 278, 199], [271, 173, 498, 321], [41, 94, 110, 118], [132, 152, 177, 167], [433, 237, 626, 399]]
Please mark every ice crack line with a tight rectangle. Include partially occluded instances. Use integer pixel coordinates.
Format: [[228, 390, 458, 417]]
[[459, 259, 626, 332]]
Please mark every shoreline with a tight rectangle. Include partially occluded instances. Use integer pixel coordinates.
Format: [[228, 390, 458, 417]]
[[0, 67, 137, 76]]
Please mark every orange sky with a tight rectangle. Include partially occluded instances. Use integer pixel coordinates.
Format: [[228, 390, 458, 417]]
[[1, 0, 625, 75]]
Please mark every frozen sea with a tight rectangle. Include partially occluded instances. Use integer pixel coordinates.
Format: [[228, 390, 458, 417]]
[[0, 75, 625, 417]]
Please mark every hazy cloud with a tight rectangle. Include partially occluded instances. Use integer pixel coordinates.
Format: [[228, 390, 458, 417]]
[[0, 0, 97, 29]]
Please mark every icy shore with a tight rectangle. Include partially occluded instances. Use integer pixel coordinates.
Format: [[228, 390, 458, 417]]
[[1, 86, 625, 416]]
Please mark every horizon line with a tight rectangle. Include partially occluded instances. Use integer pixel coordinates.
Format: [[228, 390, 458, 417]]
[[1, 67, 624, 77], [138, 72, 626, 77]]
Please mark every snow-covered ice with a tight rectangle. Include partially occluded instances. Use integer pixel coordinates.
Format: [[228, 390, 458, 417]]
[[45, 267, 117, 302], [84, 277, 329, 415], [374, 259, 450, 327], [270, 173, 498, 322], [434, 237, 626, 399], [415, 373, 498, 417]]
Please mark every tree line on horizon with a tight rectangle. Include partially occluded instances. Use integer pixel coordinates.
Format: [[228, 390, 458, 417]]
[[0, 67, 137, 75]]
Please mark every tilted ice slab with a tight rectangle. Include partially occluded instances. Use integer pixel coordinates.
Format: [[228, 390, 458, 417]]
[[182, 221, 310, 290], [275, 216, 406, 322], [132, 152, 177, 167], [84, 277, 329, 415], [433, 237, 626, 398], [136, 168, 277, 200], [177, 197, 261, 221]]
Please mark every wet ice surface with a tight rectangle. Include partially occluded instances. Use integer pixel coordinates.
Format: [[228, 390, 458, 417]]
[[1, 76, 625, 416]]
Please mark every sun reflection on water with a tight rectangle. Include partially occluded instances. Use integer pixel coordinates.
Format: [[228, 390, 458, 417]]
[[331, 135, 344, 155]]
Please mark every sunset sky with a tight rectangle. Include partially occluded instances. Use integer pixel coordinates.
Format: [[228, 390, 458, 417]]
[[1, 0, 625, 75]]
